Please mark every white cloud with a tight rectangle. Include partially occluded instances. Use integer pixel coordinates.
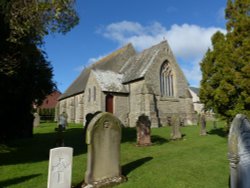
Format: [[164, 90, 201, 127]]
[[74, 55, 106, 72], [98, 21, 226, 85], [182, 58, 202, 87], [99, 21, 226, 59], [87, 55, 105, 65]]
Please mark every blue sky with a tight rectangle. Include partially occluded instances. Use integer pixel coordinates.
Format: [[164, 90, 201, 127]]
[[43, 0, 227, 93]]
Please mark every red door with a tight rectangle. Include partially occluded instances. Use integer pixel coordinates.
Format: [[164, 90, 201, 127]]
[[106, 94, 113, 113]]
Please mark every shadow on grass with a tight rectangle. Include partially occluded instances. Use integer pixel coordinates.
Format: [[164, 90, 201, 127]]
[[0, 174, 41, 187], [207, 128, 228, 138], [122, 157, 153, 176], [151, 135, 169, 145], [0, 128, 86, 165], [121, 128, 136, 143]]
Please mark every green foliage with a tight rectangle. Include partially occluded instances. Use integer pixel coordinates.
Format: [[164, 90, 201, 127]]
[[0, 0, 79, 140], [1, 0, 79, 44], [200, 0, 250, 121]]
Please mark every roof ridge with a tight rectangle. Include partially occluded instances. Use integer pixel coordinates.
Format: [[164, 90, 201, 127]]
[[90, 43, 135, 68]]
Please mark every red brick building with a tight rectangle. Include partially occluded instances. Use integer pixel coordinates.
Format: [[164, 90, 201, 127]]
[[39, 90, 61, 109]]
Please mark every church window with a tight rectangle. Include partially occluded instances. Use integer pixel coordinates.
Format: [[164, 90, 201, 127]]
[[160, 61, 174, 96], [88, 88, 91, 102], [93, 86, 96, 101]]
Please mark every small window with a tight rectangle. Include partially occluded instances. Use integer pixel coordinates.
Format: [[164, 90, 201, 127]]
[[93, 86, 96, 101], [88, 88, 91, 102]]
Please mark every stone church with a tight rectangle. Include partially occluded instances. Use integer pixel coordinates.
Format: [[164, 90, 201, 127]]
[[58, 40, 196, 127]]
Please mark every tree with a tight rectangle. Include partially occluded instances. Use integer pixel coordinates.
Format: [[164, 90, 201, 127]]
[[200, 0, 250, 125], [0, 0, 79, 141]]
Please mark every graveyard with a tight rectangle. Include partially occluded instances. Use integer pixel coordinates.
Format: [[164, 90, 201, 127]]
[[0, 119, 229, 188]]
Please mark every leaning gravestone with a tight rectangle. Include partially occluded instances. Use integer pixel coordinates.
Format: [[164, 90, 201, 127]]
[[47, 147, 73, 188], [228, 114, 250, 188], [136, 114, 152, 146], [170, 114, 182, 140], [83, 112, 125, 188]]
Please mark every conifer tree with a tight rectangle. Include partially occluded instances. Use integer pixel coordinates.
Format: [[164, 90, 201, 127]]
[[200, 0, 250, 123]]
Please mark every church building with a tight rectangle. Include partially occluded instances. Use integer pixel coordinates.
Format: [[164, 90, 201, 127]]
[[58, 40, 196, 127]]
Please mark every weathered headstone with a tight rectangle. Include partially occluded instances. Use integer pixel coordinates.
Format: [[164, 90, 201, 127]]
[[200, 113, 207, 136], [170, 114, 182, 140], [33, 112, 40, 127], [136, 114, 151, 146], [83, 112, 125, 188], [58, 112, 68, 130], [228, 114, 250, 188], [47, 147, 73, 188]]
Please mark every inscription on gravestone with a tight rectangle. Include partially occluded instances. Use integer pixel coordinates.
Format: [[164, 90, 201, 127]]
[[228, 114, 250, 188], [47, 147, 73, 188], [83, 112, 125, 188]]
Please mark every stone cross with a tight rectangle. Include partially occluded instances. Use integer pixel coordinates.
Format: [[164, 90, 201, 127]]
[[136, 114, 151, 146], [47, 147, 73, 188], [200, 113, 207, 136], [83, 112, 125, 187], [170, 114, 182, 140], [228, 114, 250, 188]]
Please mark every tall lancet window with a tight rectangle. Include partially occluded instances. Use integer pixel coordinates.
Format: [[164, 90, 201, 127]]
[[160, 61, 174, 97]]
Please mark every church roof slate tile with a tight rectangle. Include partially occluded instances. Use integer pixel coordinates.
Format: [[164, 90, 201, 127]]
[[120, 41, 166, 83], [59, 41, 168, 100], [59, 43, 135, 100], [92, 70, 128, 93]]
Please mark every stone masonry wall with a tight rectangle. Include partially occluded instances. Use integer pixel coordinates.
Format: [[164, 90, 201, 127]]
[[128, 80, 145, 127], [114, 94, 129, 126], [84, 71, 102, 125]]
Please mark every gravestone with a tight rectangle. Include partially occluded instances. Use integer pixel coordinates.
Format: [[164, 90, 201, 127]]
[[33, 112, 40, 127], [200, 113, 207, 136], [228, 114, 250, 188], [47, 147, 73, 188], [58, 112, 68, 130], [83, 112, 125, 188], [170, 114, 182, 140], [136, 114, 151, 146]]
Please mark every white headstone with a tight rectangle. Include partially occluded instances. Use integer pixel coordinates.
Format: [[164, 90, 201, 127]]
[[47, 147, 73, 188]]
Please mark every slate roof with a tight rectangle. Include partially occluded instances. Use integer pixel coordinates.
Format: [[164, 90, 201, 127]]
[[59, 41, 169, 100], [120, 41, 166, 83], [189, 87, 200, 95], [92, 70, 128, 93], [59, 43, 136, 100]]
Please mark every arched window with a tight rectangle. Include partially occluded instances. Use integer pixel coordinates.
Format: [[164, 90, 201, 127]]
[[93, 86, 96, 101], [88, 88, 91, 102], [160, 61, 174, 97]]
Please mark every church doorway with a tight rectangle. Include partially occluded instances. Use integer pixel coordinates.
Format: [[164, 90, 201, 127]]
[[105, 94, 113, 113]]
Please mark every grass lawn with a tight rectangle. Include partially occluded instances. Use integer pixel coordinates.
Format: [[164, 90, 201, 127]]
[[0, 121, 229, 188]]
